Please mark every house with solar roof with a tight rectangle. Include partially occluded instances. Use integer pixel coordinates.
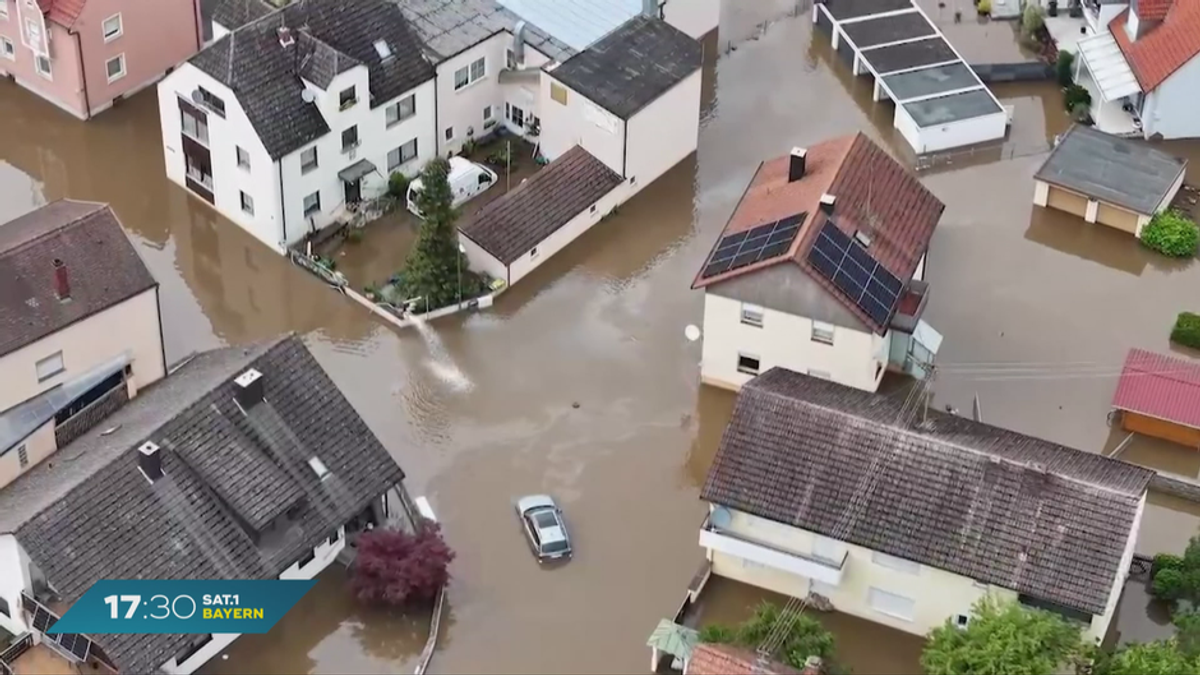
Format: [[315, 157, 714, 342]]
[[691, 133, 945, 393]]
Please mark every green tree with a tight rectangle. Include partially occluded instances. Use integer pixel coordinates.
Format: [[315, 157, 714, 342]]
[[1096, 640, 1200, 675], [1150, 537, 1200, 605], [698, 601, 838, 671], [398, 158, 483, 311], [921, 597, 1082, 675]]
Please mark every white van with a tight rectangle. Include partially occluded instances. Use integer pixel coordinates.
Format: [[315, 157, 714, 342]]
[[406, 157, 498, 218]]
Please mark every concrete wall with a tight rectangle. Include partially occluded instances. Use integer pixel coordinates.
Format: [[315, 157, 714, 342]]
[[1142, 55, 1200, 140], [1088, 493, 1144, 644], [700, 292, 888, 393], [662, 0, 720, 39], [0, 14, 87, 118], [624, 68, 700, 198], [909, 108, 1008, 154], [538, 72, 626, 174], [505, 183, 626, 284], [0, 422, 55, 491], [0, 288, 163, 411], [458, 231, 509, 285], [0, 536, 33, 636]]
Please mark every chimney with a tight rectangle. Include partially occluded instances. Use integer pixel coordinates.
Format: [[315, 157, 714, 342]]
[[642, 0, 658, 18], [800, 656, 825, 675], [138, 441, 163, 482], [819, 193, 836, 215], [788, 147, 807, 182], [53, 258, 70, 301], [234, 368, 264, 410], [277, 26, 295, 47]]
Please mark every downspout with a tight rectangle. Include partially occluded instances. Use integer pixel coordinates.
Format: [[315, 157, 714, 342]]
[[155, 285, 168, 378], [433, 69, 441, 156], [69, 29, 91, 117], [621, 120, 628, 178], [278, 160, 288, 248]]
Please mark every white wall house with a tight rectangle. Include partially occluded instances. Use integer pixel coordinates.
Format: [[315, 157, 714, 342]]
[[699, 368, 1153, 646], [692, 135, 943, 394], [158, 0, 438, 252]]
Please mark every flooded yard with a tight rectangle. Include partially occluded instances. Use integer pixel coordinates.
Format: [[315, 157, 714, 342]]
[[3, 1, 1200, 672]]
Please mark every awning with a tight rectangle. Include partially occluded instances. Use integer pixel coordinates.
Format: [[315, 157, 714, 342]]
[[646, 619, 699, 660], [1078, 31, 1142, 102], [338, 158, 377, 183], [0, 351, 130, 453]]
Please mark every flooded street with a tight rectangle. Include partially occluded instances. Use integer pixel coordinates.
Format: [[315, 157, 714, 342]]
[[5, 1, 1200, 671]]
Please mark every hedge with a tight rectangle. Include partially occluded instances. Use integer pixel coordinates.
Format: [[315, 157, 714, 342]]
[[1173, 312, 1200, 350], [1141, 210, 1200, 258]]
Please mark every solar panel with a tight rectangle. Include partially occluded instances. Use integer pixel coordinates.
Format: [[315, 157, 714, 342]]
[[805, 221, 905, 326], [70, 636, 91, 661], [699, 213, 808, 279], [32, 607, 51, 632], [57, 633, 77, 654]]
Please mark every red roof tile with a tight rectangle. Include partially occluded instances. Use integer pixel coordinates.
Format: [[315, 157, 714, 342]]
[[1138, 0, 1175, 20], [687, 645, 803, 675], [692, 133, 944, 333], [32, 0, 87, 27], [1109, 2, 1200, 91], [1112, 348, 1200, 429]]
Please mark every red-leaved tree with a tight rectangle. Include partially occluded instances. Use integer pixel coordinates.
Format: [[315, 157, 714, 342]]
[[351, 523, 455, 606]]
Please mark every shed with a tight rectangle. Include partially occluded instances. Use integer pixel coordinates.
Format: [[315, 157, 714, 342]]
[[1112, 348, 1200, 448], [1033, 125, 1187, 237]]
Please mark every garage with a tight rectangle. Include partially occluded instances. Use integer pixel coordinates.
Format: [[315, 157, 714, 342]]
[[1112, 349, 1200, 450], [1045, 185, 1088, 217], [1096, 202, 1140, 234]]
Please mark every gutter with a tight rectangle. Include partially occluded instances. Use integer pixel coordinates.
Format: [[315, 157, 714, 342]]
[[155, 285, 168, 377], [69, 29, 91, 118], [278, 161, 288, 246]]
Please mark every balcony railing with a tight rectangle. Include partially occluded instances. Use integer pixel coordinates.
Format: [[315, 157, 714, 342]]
[[699, 514, 848, 586], [0, 633, 33, 672]]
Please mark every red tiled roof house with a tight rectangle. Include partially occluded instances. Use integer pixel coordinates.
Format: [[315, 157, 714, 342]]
[[1112, 348, 1200, 448], [690, 133, 945, 393], [0, 0, 201, 119]]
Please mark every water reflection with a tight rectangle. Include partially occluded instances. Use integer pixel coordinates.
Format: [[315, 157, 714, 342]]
[[1025, 206, 1155, 276]]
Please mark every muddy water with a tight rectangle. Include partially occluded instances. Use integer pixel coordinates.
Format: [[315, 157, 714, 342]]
[[4, 5, 1200, 673]]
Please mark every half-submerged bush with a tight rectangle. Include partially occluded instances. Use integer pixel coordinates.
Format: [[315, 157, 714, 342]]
[[1172, 312, 1200, 350], [1141, 210, 1200, 258]]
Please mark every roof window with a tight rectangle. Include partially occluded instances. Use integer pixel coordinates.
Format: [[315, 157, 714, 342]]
[[373, 40, 392, 60], [308, 456, 330, 480]]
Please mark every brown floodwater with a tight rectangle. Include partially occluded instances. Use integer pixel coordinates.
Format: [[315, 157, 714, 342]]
[[4, 3, 1200, 672]]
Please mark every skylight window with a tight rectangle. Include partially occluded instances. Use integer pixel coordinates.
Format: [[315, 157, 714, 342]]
[[308, 456, 330, 480], [373, 40, 392, 59]]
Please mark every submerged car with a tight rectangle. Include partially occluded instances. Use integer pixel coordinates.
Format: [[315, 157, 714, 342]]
[[515, 495, 572, 562]]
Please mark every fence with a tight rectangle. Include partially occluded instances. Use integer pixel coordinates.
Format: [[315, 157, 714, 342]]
[[915, 140, 1054, 172], [0, 633, 32, 674]]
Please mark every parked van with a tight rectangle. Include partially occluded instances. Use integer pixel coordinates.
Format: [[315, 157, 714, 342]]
[[406, 157, 498, 218]]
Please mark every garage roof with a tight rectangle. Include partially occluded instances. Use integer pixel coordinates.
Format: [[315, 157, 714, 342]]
[[903, 88, 1001, 127], [883, 62, 979, 101], [860, 37, 958, 74], [1034, 125, 1187, 215], [1113, 348, 1200, 431], [840, 11, 935, 49]]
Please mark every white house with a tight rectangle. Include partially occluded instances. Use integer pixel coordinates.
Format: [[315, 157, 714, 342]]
[[691, 133, 943, 394], [698, 367, 1153, 644], [0, 336, 415, 675], [0, 201, 166, 492], [157, 0, 438, 252], [1075, 0, 1200, 139], [457, 14, 703, 286]]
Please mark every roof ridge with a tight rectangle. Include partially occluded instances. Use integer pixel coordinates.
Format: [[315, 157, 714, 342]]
[[0, 201, 111, 258]]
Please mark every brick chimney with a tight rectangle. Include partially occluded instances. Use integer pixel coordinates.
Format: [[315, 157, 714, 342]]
[[53, 258, 70, 301]]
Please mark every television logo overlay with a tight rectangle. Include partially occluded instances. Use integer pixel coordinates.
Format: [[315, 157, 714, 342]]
[[48, 580, 316, 635]]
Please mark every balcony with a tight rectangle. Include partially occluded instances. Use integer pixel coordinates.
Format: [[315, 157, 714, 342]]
[[699, 514, 847, 586]]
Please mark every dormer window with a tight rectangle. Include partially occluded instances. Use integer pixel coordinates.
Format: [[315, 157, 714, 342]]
[[373, 39, 392, 60], [339, 86, 356, 111]]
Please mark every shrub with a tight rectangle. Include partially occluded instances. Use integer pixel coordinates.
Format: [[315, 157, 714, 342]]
[[350, 523, 454, 607], [1022, 3, 1046, 35], [698, 602, 838, 672], [387, 171, 410, 198], [1173, 313, 1200, 350], [977, 0, 992, 14], [1142, 210, 1200, 258], [1154, 568, 1187, 601], [1056, 50, 1075, 87], [1157, 554, 1188, 578], [1063, 84, 1092, 113]]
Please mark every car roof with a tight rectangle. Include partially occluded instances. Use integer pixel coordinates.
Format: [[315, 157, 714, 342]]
[[539, 525, 566, 544], [518, 494, 556, 513]]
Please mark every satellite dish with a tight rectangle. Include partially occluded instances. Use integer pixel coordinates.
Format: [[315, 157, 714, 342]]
[[684, 324, 701, 342], [711, 506, 732, 529], [301, 89, 316, 103], [190, 88, 204, 104]]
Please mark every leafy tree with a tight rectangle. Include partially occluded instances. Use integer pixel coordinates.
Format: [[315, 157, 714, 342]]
[[698, 601, 838, 672], [398, 158, 484, 311], [1150, 537, 1200, 605], [1095, 640, 1200, 675], [921, 597, 1082, 675], [350, 523, 454, 607]]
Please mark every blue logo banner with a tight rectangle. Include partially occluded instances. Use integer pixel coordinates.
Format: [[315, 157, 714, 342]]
[[49, 579, 316, 635]]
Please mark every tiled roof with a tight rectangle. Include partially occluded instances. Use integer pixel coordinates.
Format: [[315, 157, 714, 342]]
[[211, 0, 274, 31], [0, 335, 406, 674], [191, 0, 435, 159], [548, 15, 702, 120], [459, 146, 623, 265], [1138, 0, 1175, 21], [688, 644, 803, 675], [692, 133, 944, 334], [1109, 3, 1200, 91], [1112, 348, 1200, 429], [0, 201, 157, 358], [702, 368, 1154, 615], [41, 0, 86, 27], [397, 0, 574, 63]]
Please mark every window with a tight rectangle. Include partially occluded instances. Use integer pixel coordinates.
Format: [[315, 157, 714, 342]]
[[1, 37, 13, 60], [17, 445, 27, 468], [328, 529, 342, 546], [236, 146, 250, 169], [341, 125, 358, 152], [180, 102, 208, 144], [506, 102, 525, 128], [35, 55, 51, 79], [453, 56, 485, 90], [308, 456, 329, 480], [811, 320, 835, 345], [736, 353, 760, 376], [954, 614, 970, 629], [505, 48, 518, 69], [444, 126, 454, 141], [386, 93, 415, 127], [36, 351, 64, 381], [296, 549, 316, 568], [0, 596, 9, 618], [196, 87, 226, 117], [551, 82, 569, 105], [483, 104, 492, 120], [387, 138, 418, 171], [302, 191, 321, 216], [300, 146, 318, 173], [867, 587, 915, 622], [174, 635, 212, 666], [530, 247, 539, 259], [105, 54, 125, 82], [339, 85, 356, 110], [239, 191, 254, 215], [740, 303, 764, 327], [373, 39, 391, 59], [872, 551, 920, 575], [102, 13, 122, 41], [807, 369, 831, 380], [813, 535, 845, 563], [185, 153, 211, 189]]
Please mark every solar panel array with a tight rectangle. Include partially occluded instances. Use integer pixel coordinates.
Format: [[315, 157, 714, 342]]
[[700, 213, 807, 279], [29, 601, 92, 662], [807, 220, 904, 326]]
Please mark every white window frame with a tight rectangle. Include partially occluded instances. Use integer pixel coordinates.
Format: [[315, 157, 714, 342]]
[[811, 320, 835, 345], [300, 146, 318, 174], [0, 0, 8, 20], [872, 551, 920, 575], [341, 125, 359, 153], [483, 104, 493, 120], [505, 47, 518, 69], [0, 37, 13, 60], [740, 302, 764, 327], [387, 138, 418, 172], [239, 191, 254, 215], [444, 126, 454, 141], [302, 191, 321, 216], [104, 53, 126, 83], [453, 56, 485, 91], [867, 587, 916, 622], [338, 85, 356, 110], [102, 12, 122, 42], [736, 353, 760, 376], [386, 94, 415, 127], [34, 54, 51, 80], [236, 146, 250, 170], [36, 351, 65, 382]]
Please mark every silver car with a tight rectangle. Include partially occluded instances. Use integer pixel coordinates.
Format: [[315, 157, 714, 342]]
[[515, 495, 572, 562]]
